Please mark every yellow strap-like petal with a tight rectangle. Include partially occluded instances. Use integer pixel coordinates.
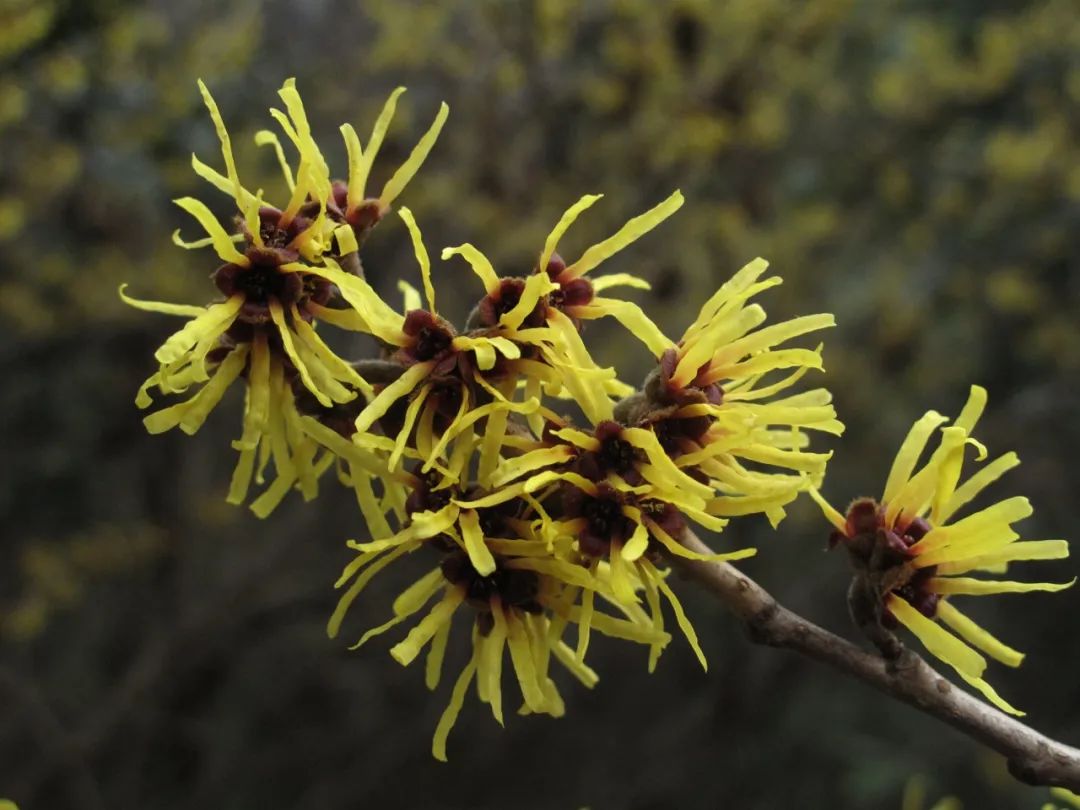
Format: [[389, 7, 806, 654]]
[[938, 452, 1020, 524], [887, 594, 986, 679], [196, 79, 245, 206], [459, 509, 496, 576], [154, 294, 243, 366], [389, 383, 430, 472], [441, 243, 499, 294], [339, 122, 364, 207], [171, 228, 245, 251], [933, 539, 1070, 575], [935, 600, 1024, 667], [683, 257, 771, 335], [290, 309, 374, 398], [326, 542, 417, 638], [646, 518, 755, 563], [176, 345, 249, 435], [500, 272, 558, 332], [623, 427, 713, 501], [118, 284, 206, 318], [173, 196, 249, 265], [564, 190, 683, 279], [381, 101, 449, 206], [640, 571, 665, 673], [575, 579, 595, 663], [490, 446, 574, 488], [955, 384, 988, 434], [551, 636, 600, 688], [397, 279, 422, 313], [483, 604, 509, 725], [334, 223, 359, 256], [957, 670, 1024, 716], [390, 587, 465, 666], [577, 297, 671, 357], [432, 652, 477, 762], [646, 560, 706, 671], [255, 129, 295, 191], [268, 300, 330, 407], [425, 619, 451, 691], [354, 87, 406, 204], [506, 612, 547, 712], [398, 206, 436, 312], [393, 568, 446, 617], [620, 512, 650, 561], [591, 273, 651, 292], [354, 361, 434, 434], [910, 496, 1033, 555], [538, 193, 603, 273], [303, 260, 407, 345], [927, 576, 1075, 596], [349, 565, 441, 648], [505, 556, 595, 590]]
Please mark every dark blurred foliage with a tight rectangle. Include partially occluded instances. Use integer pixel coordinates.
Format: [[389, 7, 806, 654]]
[[2, 0, 1078, 808]]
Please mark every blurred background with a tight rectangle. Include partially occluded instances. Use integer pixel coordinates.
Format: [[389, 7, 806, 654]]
[[2, 0, 1078, 807]]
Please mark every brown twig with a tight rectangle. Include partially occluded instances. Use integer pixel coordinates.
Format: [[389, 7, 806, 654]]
[[670, 527, 1080, 792]]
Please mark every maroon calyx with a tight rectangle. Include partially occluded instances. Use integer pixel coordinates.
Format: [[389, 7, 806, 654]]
[[440, 551, 543, 633], [835, 497, 942, 624], [543, 253, 595, 315], [650, 347, 724, 408], [563, 482, 635, 557], [643, 405, 713, 456], [404, 468, 455, 516], [214, 205, 336, 325], [395, 310, 457, 368], [883, 566, 942, 627], [474, 277, 548, 329], [573, 420, 645, 485]]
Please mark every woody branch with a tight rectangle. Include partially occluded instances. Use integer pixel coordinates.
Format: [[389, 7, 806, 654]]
[[669, 527, 1080, 793]]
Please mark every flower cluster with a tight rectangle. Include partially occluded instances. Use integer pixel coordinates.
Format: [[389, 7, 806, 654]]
[[812, 385, 1073, 714], [125, 79, 843, 758], [125, 76, 1078, 761], [317, 197, 842, 758]]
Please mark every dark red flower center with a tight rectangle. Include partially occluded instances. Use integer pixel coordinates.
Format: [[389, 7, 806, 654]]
[[440, 551, 542, 631]]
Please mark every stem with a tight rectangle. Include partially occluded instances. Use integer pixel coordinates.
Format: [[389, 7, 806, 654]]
[[669, 527, 1080, 792]]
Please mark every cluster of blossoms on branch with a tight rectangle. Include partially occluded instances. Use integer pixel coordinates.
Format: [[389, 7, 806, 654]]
[[124, 78, 1070, 759]]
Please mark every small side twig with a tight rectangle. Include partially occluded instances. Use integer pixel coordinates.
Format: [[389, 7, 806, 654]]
[[669, 527, 1080, 792]]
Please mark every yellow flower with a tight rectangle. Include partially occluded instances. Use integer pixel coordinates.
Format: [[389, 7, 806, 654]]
[[334, 88, 449, 239], [439, 191, 684, 424], [327, 481, 669, 761], [307, 209, 545, 479], [620, 257, 843, 527], [123, 78, 449, 514], [479, 414, 758, 670], [811, 385, 1073, 714]]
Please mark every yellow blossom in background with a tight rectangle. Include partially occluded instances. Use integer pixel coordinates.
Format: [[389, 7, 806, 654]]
[[900, 775, 961, 810], [1048, 787, 1080, 809], [811, 385, 1073, 714]]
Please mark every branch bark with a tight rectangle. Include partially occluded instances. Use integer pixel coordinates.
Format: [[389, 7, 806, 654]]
[[670, 527, 1080, 792]]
